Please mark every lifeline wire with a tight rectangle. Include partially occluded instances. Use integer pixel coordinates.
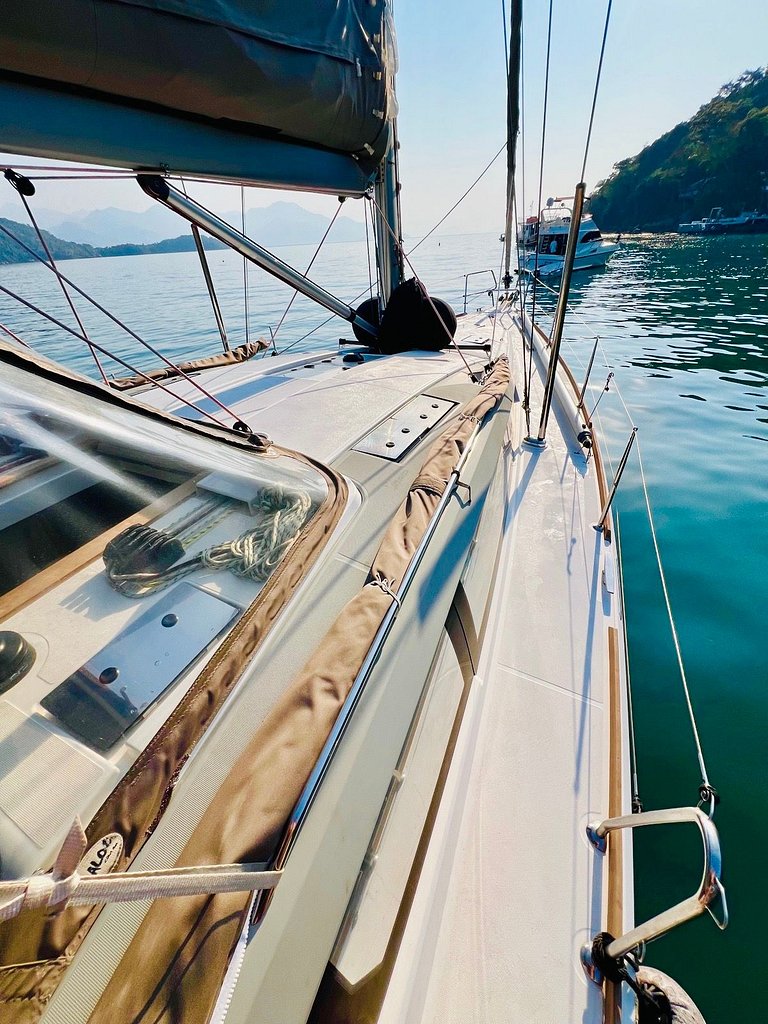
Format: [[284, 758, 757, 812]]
[[267, 200, 345, 353], [637, 439, 713, 797], [0, 219, 250, 427], [589, 358, 715, 804], [0, 283, 227, 427]]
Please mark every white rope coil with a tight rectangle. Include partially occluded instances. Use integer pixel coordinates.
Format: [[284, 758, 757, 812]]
[[110, 486, 312, 597], [0, 819, 281, 922]]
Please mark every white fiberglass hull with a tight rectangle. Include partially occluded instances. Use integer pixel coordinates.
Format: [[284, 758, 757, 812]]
[[523, 241, 618, 276]]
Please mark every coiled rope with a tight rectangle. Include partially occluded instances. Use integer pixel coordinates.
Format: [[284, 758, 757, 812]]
[[108, 486, 312, 598]]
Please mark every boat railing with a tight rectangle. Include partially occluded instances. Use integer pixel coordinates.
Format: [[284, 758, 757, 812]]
[[582, 805, 727, 979], [462, 269, 498, 313]]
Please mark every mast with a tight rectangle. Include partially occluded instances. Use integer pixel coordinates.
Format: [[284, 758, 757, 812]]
[[373, 122, 405, 303], [503, 0, 523, 288]]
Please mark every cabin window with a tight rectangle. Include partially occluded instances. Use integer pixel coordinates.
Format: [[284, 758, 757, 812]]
[[539, 234, 566, 255], [0, 359, 332, 880], [580, 230, 602, 243]]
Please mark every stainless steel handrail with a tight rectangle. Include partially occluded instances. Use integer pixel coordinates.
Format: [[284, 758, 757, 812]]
[[462, 270, 498, 313], [586, 806, 728, 961]]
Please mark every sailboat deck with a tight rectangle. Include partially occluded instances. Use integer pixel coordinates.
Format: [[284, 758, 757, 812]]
[[379, 330, 632, 1023]]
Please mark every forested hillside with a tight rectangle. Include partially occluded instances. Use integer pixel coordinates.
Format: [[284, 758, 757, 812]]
[[0, 218, 97, 262], [590, 68, 768, 232]]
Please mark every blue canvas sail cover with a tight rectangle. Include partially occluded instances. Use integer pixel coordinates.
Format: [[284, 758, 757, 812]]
[[0, 0, 396, 187]]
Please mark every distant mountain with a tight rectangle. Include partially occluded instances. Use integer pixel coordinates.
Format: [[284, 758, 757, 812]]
[[51, 205, 180, 246], [0, 217, 97, 263], [0, 198, 366, 248], [97, 235, 226, 257], [0, 196, 367, 264], [591, 68, 768, 232]]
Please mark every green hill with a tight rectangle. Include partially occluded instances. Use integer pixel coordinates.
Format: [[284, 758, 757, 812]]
[[98, 235, 226, 257], [0, 218, 227, 264], [590, 68, 768, 232], [0, 217, 97, 262]]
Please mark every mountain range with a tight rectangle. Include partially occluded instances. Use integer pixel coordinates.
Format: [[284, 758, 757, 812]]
[[0, 199, 365, 250]]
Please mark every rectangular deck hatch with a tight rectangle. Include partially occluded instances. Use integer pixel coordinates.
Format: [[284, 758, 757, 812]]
[[352, 395, 456, 461], [41, 584, 239, 750]]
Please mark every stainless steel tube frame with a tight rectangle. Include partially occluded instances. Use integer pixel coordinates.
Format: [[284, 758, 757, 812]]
[[138, 175, 378, 340], [587, 806, 728, 959], [535, 181, 586, 443]]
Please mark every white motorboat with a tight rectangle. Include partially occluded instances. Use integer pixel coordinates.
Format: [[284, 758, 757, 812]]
[[0, 3, 725, 1024], [678, 206, 768, 234], [522, 202, 618, 275]]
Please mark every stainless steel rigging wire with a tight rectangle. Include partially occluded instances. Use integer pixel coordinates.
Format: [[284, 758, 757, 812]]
[[580, 0, 613, 184], [0, 220, 252, 427], [266, 199, 346, 354], [241, 185, 250, 345], [527, 0, 553, 343], [0, 283, 227, 426], [406, 144, 506, 258], [13, 187, 109, 384]]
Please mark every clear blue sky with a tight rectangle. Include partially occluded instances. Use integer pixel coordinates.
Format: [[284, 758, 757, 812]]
[[395, 0, 768, 234], [2, 1, 767, 235]]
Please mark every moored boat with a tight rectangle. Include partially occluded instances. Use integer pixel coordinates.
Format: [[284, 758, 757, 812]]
[[678, 206, 768, 234], [522, 201, 618, 276]]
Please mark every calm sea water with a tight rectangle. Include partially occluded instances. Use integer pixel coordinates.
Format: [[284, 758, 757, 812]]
[[1, 231, 764, 1021]]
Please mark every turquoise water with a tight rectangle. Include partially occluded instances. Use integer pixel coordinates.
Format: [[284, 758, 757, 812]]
[[1, 231, 764, 1021], [532, 234, 767, 1022]]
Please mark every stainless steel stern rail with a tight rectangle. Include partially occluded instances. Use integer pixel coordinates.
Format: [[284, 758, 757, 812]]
[[583, 805, 728, 976]]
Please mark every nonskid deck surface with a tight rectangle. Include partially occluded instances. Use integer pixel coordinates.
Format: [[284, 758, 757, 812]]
[[139, 318, 498, 463], [379, 332, 626, 1023]]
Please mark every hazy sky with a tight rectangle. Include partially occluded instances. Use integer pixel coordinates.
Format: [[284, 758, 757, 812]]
[[2, 1, 767, 236]]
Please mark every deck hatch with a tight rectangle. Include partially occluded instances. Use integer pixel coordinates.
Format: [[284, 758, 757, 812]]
[[352, 394, 456, 461], [41, 584, 239, 751]]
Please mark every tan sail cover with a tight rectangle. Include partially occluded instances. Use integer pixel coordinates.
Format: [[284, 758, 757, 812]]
[[108, 339, 269, 390], [0, 346, 349, 1023], [82, 357, 511, 1024]]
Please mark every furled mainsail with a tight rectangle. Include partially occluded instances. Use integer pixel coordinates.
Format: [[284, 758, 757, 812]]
[[0, 0, 397, 189]]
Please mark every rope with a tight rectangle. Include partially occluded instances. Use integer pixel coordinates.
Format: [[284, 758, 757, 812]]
[[108, 485, 312, 597], [580, 0, 613, 184], [0, 818, 281, 922], [366, 571, 401, 610]]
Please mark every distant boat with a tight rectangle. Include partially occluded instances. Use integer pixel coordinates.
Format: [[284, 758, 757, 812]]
[[521, 202, 618, 276], [679, 206, 768, 234]]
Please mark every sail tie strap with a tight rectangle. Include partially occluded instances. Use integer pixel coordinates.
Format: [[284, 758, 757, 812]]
[[366, 571, 401, 610], [0, 819, 282, 922]]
